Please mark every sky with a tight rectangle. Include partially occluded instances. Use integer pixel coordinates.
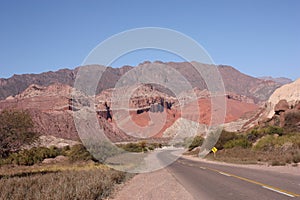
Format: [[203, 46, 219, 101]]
[[0, 0, 299, 80]]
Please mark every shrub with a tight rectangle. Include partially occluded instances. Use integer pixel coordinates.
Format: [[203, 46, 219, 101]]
[[87, 141, 124, 163], [117, 141, 155, 153], [224, 138, 252, 149], [271, 160, 285, 166], [264, 126, 284, 136], [292, 150, 300, 163], [253, 134, 300, 151], [215, 130, 238, 150], [138, 141, 147, 150], [1, 146, 62, 166], [246, 126, 284, 143], [121, 143, 146, 153], [188, 136, 204, 151], [148, 146, 154, 151], [0, 109, 37, 158], [148, 143, 162, 150], [246, 128, 260, 142], [66, 144, 94, 162]]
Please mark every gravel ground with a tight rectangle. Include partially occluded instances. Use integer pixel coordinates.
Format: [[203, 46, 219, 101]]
[[109, 168, 194, 200]]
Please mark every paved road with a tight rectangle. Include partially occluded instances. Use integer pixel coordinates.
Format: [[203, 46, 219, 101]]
[[158, 152, 300, 200]]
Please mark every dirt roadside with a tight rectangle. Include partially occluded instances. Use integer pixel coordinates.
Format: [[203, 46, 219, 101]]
[[182, 155, 300, 175], [109, 168, 194, 200]]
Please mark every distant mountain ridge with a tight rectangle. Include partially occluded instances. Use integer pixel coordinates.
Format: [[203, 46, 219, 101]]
[[258, 76, 293, 85], [0, 62, 285, 103]]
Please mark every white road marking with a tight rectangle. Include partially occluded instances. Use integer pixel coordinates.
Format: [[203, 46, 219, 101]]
[[219, 172, 231, 177], [262, 186, 295, 198], [179, 159, 299, 197]]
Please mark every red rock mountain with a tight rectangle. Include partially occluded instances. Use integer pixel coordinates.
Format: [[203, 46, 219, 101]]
[[0, 62, 287, 142]]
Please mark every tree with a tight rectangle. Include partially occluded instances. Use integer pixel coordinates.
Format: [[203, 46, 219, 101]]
[[0, 109, 37, 158]]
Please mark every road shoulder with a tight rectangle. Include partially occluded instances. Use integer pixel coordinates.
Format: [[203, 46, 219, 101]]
[[109, 168, 194, 200], [182, 155, 300, 175]]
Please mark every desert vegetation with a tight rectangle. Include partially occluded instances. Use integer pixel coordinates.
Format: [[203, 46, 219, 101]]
[[117, 141, 162, 153], [0, 144, 95, 166], [188, 126, 300, 166], [0, 109, 131, 199], [0, 166, 128, 200]]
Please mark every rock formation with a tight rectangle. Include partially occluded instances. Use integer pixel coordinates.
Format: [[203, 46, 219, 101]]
[[257, 78, 300, 131], [265, 78, 300, 118]]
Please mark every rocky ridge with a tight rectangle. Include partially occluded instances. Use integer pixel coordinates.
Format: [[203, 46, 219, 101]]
[[259, 76, 293, 85], [0, 62, 284, 103]]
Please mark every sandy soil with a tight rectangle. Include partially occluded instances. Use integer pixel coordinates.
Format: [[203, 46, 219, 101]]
[[109, 168, 194, 200]]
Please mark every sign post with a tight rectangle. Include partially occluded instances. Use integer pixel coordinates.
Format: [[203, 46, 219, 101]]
[[212, 147, 218, 158]]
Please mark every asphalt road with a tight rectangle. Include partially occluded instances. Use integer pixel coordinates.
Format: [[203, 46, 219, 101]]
[[158, 152, 300, 200]]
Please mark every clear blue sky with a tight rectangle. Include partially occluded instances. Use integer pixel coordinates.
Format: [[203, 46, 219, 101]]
[[0, 0, 299, 80]]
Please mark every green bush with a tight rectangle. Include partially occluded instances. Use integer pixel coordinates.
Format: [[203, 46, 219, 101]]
[[117, 141, 156, 153], [253, 134, 300, 151], [188, 136, 204, 151], [121, 143, 146, 153], [246, 128, 261, 142], [215, 130, 238, 150], [66, 144, 94, 162], [224, 138, 251, 149], [246, 126, 284, 143], [264, 126, 284, 136], [1, 146, 62, 166]]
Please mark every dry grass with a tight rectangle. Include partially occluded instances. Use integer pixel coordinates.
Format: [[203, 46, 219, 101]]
[[206, 147, 300, 166], [0, 161, 106, 177], [0, 163, 130, 200]]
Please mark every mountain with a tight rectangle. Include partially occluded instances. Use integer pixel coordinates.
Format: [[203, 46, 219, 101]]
[[0, 68, 76, 100], [0, 81, 260, 141], [0, 83, 133, 142], [0, 62, 284, 103], [258, 76, 293, 85]]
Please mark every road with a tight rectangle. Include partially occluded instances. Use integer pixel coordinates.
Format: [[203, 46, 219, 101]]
[[163, 155, 300, 200]]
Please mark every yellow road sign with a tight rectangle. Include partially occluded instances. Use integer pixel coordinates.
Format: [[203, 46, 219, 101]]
[[212, 147, 218, 153]]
